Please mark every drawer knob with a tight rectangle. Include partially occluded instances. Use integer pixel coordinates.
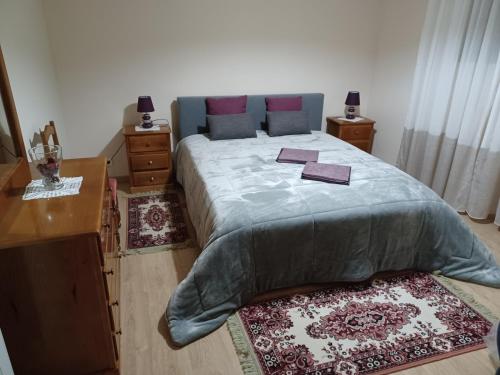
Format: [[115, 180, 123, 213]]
[[150, 176, 155, 182], [115, 330, 122, 335], [104, 269, 114, 275], [110, 300, 119, 307], [148, 160, 153, 165], [354, 129, 360, 135], [103, 223, 111, 229]]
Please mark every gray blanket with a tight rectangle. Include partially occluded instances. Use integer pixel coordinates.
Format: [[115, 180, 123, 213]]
[[167, 130, 500, 346]]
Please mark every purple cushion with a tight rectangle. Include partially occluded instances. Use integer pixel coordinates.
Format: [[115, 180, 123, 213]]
[[206, 95, 247, 115], [266, 96, 302, 111]]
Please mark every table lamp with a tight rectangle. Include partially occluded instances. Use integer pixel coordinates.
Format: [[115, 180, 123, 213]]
[[137, 96, 155, 129], [344, 91, 360, 119]]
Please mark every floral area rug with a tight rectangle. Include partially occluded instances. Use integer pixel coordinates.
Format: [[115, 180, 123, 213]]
[[126, 192, 191, 255], [228, 272, 496, 375]]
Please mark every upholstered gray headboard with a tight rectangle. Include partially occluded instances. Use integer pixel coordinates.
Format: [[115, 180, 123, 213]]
[[176, 93, 324, 140]]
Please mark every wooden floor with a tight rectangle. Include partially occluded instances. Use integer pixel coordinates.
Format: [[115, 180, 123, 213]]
[[118, 187, 500, 375]]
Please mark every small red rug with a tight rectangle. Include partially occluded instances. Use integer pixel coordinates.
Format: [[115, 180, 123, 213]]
[[228, 272, 494, 375], [126, 192, 190, 254]]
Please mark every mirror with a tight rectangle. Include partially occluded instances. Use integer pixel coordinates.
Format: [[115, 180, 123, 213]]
[[0, 88, 17, 164], [0, 44, 27, 187]]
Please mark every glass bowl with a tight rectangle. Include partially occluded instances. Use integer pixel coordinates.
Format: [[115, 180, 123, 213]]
[[28, 144, 63, 190]]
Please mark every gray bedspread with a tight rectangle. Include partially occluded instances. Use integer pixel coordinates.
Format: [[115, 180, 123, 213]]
[[166, 130, 500, 346]]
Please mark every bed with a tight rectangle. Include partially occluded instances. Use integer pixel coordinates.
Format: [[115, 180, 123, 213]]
[[166, 93, 500, 346]]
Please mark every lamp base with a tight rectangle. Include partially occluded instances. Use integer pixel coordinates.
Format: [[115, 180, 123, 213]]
[[140, 113, 153, 129], [344, 105, 360, 119]]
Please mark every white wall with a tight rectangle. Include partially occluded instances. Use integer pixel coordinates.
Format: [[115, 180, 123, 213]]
[[0, 0, 66, 155], [43, 0, 384, 176], [367, 0, 427, 164], [0, 0, 426, 174]]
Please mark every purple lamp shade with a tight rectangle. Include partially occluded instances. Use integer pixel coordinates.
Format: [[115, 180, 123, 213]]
[[345, 91, 360, 106], [137, 96, 155, 113]]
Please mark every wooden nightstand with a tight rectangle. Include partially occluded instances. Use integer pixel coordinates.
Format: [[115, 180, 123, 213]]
[[123, 125, 173, 192], [326, 116, 376, 153]]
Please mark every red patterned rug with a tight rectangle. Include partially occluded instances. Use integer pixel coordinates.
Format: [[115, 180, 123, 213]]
[[228, 272, 495, 375], [126, 192, 191, 254]]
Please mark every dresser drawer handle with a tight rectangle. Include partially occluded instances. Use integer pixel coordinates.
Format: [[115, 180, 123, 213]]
[[145, 142, 151, 147], [354, 129, 360, 135], [115, 330, 122, 335], [103, 223, 111, 229], [148, 160, 153, 165], [104, 269, 114, 275], [110, 300, 119, 307], [150, 176, 155, 182]]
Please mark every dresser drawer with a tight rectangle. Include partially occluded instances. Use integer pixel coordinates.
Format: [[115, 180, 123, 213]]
[[103, 258, 118, 300], [98, 181, 114, 266], [340, 125, 373, 140], [103, 252, 120, 361], [127, 134, 169, 153], [129, 152, 170, 171], [132, 170, 171, 186], [113, 332, 121, 360], [101, 225, 113, 255]]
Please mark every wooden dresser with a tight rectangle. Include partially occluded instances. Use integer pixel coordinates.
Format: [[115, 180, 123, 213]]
[[0, 157, 121, 374], [123, 125, 172, 193], [326, 116, 376, 153]]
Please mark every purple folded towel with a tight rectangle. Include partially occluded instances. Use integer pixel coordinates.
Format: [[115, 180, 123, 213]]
[[301, 161, 351, 185], [276, 148, 319, 164]]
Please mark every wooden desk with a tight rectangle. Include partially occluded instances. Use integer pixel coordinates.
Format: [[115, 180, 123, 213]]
[[0, 157, 121, 374]]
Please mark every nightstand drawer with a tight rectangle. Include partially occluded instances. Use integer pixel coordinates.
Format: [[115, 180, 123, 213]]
[[129, 152, 170, 171], [340, 125, 372, 140], [132, 170, 171, 186], [127, 134, 169, 153], [347, 139, 371, 152]]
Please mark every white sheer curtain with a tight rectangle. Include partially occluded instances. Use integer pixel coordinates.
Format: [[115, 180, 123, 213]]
[[398, 0, 500, 226]]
